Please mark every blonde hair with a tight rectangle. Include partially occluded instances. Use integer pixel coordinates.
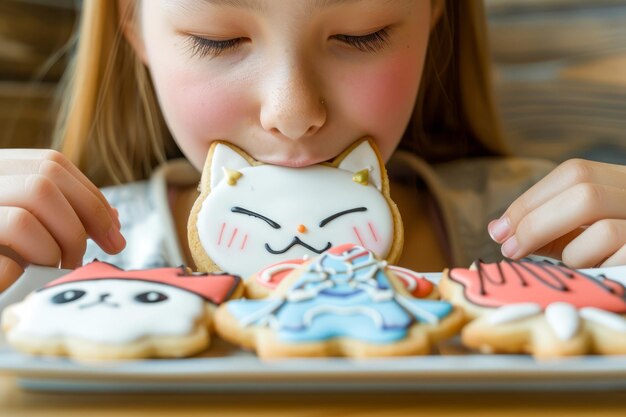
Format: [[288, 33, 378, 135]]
[[53, 0, 178, 186], [53, 0, 506, 186], [402, 0, 508, 160]]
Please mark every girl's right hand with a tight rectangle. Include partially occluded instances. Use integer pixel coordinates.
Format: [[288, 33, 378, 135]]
[[0, 149, 125, 291]]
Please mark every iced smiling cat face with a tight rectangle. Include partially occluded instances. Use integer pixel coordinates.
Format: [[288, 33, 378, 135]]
[[193, 140, 399, 277]]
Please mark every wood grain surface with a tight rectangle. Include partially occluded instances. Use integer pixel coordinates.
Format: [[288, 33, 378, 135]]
[[1, 374, 626, 416]]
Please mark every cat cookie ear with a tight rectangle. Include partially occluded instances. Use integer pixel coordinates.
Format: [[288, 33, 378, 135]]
[[337, 140, 383, 191], [209, 143, 253, 189]]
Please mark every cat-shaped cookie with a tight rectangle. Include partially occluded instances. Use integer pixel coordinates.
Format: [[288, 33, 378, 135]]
[[188, 138, 403, 278], [1, 261, 242, 360]]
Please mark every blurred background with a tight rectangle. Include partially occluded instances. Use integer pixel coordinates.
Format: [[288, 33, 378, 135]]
[[488, 0, 626, 164], [0, 0, 625, 163]]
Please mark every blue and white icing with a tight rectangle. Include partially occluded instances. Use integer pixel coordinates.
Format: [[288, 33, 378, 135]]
[[227, 245, 453, 343]]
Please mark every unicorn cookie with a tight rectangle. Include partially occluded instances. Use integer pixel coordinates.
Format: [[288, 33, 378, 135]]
[[187, 138, 403, 278], [440, 260, 626, 358], [214, 244, 464, 358], [1, 261, 242, 360]]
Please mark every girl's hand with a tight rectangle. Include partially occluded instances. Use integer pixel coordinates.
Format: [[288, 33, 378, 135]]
[[488, 158, 626, 268], [0, 149, 125, 291]]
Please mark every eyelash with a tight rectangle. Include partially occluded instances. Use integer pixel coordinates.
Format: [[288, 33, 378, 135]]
[[186, 27, 391, 58], [332, 27, 391, 53], [186, 37, 242, 58]]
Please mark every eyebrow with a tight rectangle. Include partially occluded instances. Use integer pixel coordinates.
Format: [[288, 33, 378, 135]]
[[199, 0, 367, 13], [200, 0, 264, 12]]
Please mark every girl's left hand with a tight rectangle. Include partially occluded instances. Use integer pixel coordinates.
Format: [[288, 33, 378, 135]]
[[488, 158, 626, 268]]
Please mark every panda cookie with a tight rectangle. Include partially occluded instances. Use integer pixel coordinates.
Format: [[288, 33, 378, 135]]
[[1, 261, 242, 360], [214, 244, 464, 358], [440, 259, 626, 358], [188, 138, 404, 278]]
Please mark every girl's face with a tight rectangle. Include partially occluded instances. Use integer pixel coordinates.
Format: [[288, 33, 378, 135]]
[[139, 0, 431, 169]]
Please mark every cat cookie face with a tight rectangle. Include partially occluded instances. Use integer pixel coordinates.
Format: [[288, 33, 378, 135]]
[[1, 261, 241, 360], [10, 280, 203, 344], [188, 139, 403, 277]]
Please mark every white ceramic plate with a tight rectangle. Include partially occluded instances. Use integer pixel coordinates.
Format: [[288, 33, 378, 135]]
[[1, 265, 626, 393]]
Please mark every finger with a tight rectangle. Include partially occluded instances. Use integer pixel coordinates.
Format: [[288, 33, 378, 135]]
[[489, 159, 626, 243], [600, 244, 626, 267], [559, 220, 626, 268], [0, 254, 24, 293], [0, 176, 86, 269], [529, 228, 585, 260], [0, 159, 124, 253], [0, 149, 120, 227], [501, 183, 626, 259], [0, 207, 62, 267]]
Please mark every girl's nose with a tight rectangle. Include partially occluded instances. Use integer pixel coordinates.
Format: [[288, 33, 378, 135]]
[[259, 66, 326, 140]]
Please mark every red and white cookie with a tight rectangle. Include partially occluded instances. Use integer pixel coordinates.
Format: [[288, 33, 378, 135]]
[[1, 261, 242, 360], [440, 260, 626, 358]]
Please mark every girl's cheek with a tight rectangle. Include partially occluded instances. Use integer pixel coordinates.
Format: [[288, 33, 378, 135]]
[[159, 71, 249, 168], [339, 53, 424, 159]]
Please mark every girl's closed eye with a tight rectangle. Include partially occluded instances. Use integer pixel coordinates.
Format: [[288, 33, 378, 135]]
[[331, 26, 391, 53], [185, 26, 392, 59], [186, 36, 246, 58]]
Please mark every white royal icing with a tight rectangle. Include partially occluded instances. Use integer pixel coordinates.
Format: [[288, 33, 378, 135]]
[[580, 307, 626, 333], [196, 142, 395, 277], [545, 302, 580, 341], [394, 294, 441, 324], [210, 144, 251, 190], [259, 262, 304, 283], [336, 140, 383, 191], [10, 280, 205, 344], [578, 265, 626, 287], [486, 303, 542, 326], [302, 305, 385, 328], [387, 265, 421, 292]]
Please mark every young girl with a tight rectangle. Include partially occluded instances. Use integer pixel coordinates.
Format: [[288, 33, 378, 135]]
[[0, 0, 624, 292]]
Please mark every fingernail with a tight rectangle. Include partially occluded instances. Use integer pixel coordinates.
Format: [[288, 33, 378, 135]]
[[107, 227, 126, 252], [488, 217, 511, 243], [501, 236, 520, 258]]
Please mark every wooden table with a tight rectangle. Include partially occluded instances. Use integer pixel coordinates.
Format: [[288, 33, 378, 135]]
[[1, 374, 625, 416]]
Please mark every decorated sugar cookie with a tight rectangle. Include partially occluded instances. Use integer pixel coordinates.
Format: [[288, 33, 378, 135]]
[[245, 255, 436, 300], [214, 244, 464, 358], [1, 261, 242, 360], [440, 259, 626, 358], [187, 138, 403, 278]]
